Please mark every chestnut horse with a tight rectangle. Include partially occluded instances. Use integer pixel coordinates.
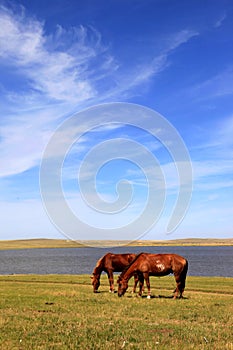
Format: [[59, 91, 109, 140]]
[[117, 253, 188, 299], [91, 253, 140, 293]]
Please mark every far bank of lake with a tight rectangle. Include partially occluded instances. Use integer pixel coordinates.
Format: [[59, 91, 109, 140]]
[[0, 238, 233, 250]]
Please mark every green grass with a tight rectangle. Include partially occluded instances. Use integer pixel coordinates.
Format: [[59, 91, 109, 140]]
[[0, 275, 232, 349]]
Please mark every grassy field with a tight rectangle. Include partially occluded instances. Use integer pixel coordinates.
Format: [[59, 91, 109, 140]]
[[0, 237, 232, 250], [0, 275, 232, 349]]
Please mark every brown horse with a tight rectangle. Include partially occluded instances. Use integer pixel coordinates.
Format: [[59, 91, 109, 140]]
[[91, 253, 141, 293], [117, 253, 188, 299]]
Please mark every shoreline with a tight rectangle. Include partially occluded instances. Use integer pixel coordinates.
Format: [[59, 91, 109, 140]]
[[0, 238, 232, 250]]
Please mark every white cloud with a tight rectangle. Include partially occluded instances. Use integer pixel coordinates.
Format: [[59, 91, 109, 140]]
[[0, 7, 99, 103], [0, 5, 200, 182], [0, 6, 113, 177], [184, 67, 233, 102], [163, 29, 199, 52], [218, 115, 233, 147], [0, 199, 61, 239], [0, 106, 64, 177], [193, 160, 233, 180], [112, 29, 199, 93], [214, 13, 227, 28]]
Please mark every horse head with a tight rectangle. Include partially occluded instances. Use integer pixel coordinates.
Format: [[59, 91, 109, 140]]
[[117, 276, 128, 297], [90, 274, 100, 293]]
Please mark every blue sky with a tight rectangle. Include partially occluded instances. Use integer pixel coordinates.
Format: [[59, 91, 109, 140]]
[[0, 0, 233, 242]]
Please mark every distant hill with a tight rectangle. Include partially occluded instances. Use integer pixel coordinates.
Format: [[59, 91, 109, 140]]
[[0, 237, 232, 250]]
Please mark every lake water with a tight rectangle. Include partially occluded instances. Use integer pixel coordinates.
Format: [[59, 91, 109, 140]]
[[0, 246, 232, 277]]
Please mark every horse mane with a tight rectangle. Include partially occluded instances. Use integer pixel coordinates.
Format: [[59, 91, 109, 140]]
[[92, 253, 109, 275], [119, 252, 144, 279]]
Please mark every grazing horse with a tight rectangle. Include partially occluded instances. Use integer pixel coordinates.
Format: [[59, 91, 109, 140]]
[[117, 253, 188, 299], [91, 253, 140, 293]]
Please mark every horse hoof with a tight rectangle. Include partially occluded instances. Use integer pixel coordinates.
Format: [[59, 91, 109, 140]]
[[147, 295, 151, 299]]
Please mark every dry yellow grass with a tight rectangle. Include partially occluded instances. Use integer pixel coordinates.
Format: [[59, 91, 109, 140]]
[[0, 237, 232, 250]]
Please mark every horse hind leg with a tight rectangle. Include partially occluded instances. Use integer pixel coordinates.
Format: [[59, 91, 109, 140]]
[[176, 260, 188, 298], [177, 263, 188, 298], [174, 274, 186, 299], [179, 276, 187, 298], [137, 273, 144, 297], [176, 283, 184, 298], [173, 283, 181, 299], [173, 277, 185, 299], [143, 273, 151, 299]]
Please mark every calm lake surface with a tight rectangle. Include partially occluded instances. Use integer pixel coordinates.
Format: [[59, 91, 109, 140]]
[[0, 246, 232, 277]]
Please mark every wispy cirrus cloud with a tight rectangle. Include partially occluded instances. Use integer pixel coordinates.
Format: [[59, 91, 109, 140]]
[[194, 67, 233, 100], [0, 5, 111, 177], [0, 6, 104, 103], [0, 4, 200, 180], [0, 4, 199, 105], [112, 29, 199, 93], [214, 12, 227, 28]]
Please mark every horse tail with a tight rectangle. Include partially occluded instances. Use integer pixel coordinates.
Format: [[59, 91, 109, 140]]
[[184, 258, 188, 275], [180, 258, 188, 294]]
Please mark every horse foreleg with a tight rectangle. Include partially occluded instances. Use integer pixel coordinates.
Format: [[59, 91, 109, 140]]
[[132, 273, 139, 293], [107, 270, 114, 292], [144, 273, 151, 299], [137, 273, 144, 297]]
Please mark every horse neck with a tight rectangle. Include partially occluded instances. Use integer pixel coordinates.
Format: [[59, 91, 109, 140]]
[[92, 257, 104, 277], [93, 264, 103, 277], [121, 263, 137, 281]]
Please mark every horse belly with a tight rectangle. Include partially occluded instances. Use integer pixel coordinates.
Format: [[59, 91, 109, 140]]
[[151, 262, 171, 276], [112, 262, 128, 272]]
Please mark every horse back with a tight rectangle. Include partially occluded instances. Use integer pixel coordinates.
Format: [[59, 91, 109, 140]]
[[109, 253, 136, 272], [135, 253, 187, 276]]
